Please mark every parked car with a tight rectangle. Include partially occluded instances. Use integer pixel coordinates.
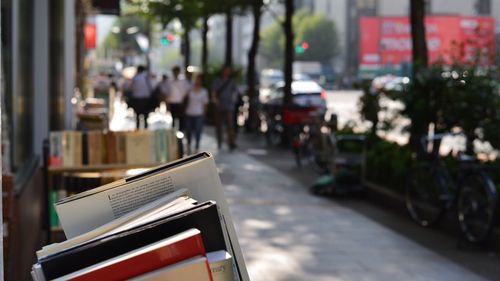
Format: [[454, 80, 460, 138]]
[[293, 73, 312, 81], [259, 74, 317, 103], [370, 75, 410, 94], [260, 69, 284, 89], [293, 62, 336, 89], [262, 80, 328, 118]]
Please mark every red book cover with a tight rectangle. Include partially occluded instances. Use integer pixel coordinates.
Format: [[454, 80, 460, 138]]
[[66, 229, 207, 281], [48, 157, 62, 167]]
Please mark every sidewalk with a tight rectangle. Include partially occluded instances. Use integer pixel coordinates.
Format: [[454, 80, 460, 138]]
[[199, 133, 486, 281], [110, 99, 488, 280]]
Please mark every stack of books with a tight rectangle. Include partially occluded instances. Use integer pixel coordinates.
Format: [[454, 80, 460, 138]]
[[33, 153, 249, 281], [48, 129, 179, 167]]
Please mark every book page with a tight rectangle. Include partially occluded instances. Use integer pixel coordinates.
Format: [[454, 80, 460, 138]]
[[56, 176, 176, 238], [38, 190, 192, 259]]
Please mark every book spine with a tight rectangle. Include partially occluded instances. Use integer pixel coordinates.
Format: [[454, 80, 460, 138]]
[[49, 132, 63, 167], [166, 129, 178, 162], [81, 131, 89, 165], [100, 132, 107, 164], [150, 130, 157, 164], [116, 132, 126, 164], [49, 191, 59, 228], [62, 132, 73, 167], [156, 129, 168, 163], [74, 132, 83, 166]]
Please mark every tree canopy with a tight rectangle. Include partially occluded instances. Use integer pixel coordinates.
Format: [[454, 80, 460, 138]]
[[295, 14, 339, 62], [260, 9, 340, 67]]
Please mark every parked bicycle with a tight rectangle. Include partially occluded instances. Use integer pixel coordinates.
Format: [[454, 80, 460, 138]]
[[288, 110, 335, 174], [405, 133, 497, 244]]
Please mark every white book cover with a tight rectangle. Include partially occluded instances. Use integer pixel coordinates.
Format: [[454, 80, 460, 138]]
[[49, 153, 249, 281], [207, 250, 234, 281], [130, 256, 212, 281], [31, 263, 46, 281]]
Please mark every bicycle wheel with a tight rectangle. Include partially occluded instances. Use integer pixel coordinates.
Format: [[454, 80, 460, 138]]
[[293, 136, 312, 168], [405, 165, 447, 227], [457, 171, 497, 244], [265, 119, 282, 147]]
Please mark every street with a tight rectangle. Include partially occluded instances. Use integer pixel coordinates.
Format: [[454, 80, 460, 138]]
[[324, 90, 364, 130]]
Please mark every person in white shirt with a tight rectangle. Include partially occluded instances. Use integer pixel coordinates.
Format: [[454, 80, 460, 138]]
[[131, 65, 153, 129], [184, 74, 209, 153], [157, 74, 170, 98], [167, 66, 191, 130]]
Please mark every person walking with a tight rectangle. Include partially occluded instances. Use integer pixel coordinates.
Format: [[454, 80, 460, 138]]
[[184, 74, 209, 154], [130, 65, 153, 129], [211, 65, 240, 150], [167, 66, 191, 130], [157, 74, 170, 100]]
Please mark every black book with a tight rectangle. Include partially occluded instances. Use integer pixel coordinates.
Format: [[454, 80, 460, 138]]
[[39, 201, 226, 280]]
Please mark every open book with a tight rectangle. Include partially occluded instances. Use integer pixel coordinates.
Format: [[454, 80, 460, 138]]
[[34, 152, 249, 281]]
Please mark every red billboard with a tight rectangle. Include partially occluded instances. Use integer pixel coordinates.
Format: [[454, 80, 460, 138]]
[[359, 16, 496, 71], [84, 23, 97, 49]]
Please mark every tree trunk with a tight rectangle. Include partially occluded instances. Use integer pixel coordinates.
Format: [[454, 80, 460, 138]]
[[245, 0, 263, 132], [201, 16, 209, 74], [283, 0, 294, 107], [146, 19, 152, 71], [183, 27, 191, 71], [225, 9, 233, 67], [409, 0, 428, 154], [410, 0, 428, 75], [280, 0, 295, 144]]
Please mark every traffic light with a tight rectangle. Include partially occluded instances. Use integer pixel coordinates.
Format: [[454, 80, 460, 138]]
[[295, 41, 309, 54], [160, 34, 175, 46], [295, 46, 305, 54]]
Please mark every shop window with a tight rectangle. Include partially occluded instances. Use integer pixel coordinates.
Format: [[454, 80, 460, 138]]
[[1, 0, 35, 177]]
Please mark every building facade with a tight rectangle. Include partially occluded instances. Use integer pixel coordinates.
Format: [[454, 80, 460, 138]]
[[1, 0, 76, 279]]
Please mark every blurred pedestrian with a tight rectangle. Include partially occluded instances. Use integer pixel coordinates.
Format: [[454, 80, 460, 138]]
[[156, 74, 170, 103], [184, 74, 209, 154], [211, 65, 239, 151], [167, 66, 191, 130], [131, 65, 153, 129], [233, 86, 244, 135], [185, 69, 194, 87], [150, 73, 158, 89]]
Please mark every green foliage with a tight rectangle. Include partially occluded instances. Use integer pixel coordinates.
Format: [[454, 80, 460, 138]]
[[260, 8, 340, 67], [365, 140, 414, 193], [294, 14, 339, 63], [358, 81, 380, 139], [402, 64, 500, 153], [100, 16, 149, 55], [260, 22, 284, 67]]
